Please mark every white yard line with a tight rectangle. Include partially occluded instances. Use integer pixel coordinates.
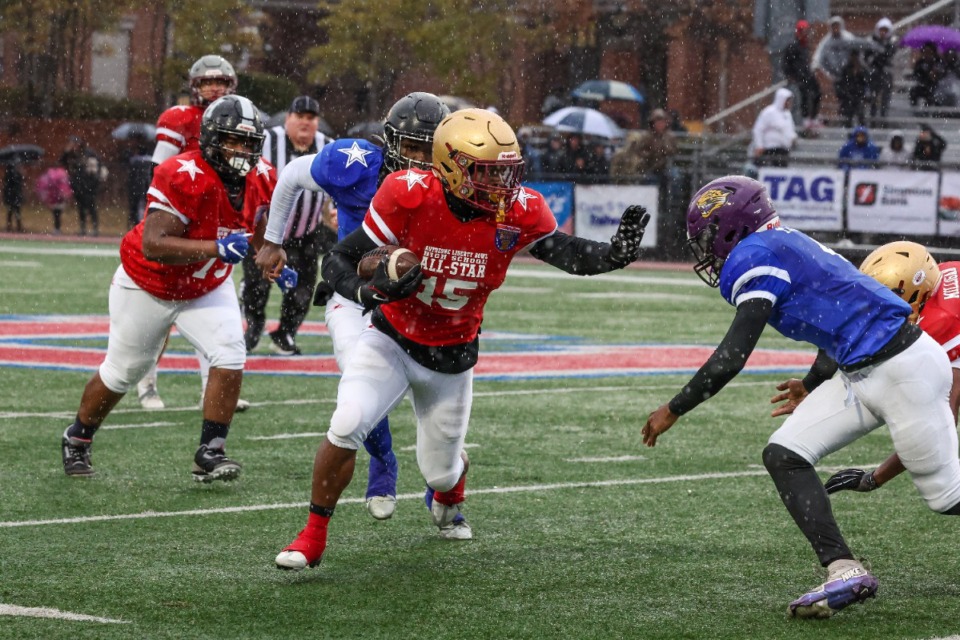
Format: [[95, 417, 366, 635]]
[[0, 604, 129, 624], [0, 470, 773, 528], [0, 380, 777, 422]]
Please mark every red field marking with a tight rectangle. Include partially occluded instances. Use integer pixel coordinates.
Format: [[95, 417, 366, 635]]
[[0, 315, 816, 379]]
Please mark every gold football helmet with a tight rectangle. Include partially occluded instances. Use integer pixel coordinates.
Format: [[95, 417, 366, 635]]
[[432, 108, 524, 214], [859, 241, 940, 323]]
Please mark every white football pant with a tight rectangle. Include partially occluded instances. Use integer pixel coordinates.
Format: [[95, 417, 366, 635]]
[[769, 332, 960, 512]]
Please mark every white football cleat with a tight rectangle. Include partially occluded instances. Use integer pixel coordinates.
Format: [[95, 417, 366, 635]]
[[137, 381, 165, 410], [431, 501, 472, 540], [366, 495, 397, 520], [275, 550, 309, 571]]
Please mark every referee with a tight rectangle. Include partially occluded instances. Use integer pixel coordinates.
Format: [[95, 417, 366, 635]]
[[242, 95, 335, 355]]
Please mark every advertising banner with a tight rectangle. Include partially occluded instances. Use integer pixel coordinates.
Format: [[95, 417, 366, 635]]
[[573, 184, 659, 247], [524, 180, 574, 233], [846, 169, 938, 235], [758, 168, 844, 231], [938, 171, 960, 236]]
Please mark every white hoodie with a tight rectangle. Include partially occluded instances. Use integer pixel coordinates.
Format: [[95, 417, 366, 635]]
[[752, 87, 798, 152]]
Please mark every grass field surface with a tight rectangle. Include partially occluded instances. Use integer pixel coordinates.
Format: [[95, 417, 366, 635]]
[[1, 238, 958, 640]]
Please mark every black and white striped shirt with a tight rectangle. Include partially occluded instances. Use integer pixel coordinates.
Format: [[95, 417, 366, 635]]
[[262, 126, 331, 240]]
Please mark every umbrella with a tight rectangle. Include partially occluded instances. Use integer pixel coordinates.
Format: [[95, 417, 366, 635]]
[[438, 95, 476, 112], [111, 122, 156, 140], [346, 121, 385, 142], [571, 80, 645, 104], [0, 144, 44, 164], [900, 25, 960, 51], [542, 106, 624, 139]]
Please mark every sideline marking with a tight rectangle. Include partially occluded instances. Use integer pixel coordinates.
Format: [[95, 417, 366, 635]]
[[0, 470, 773, 528], [0, 604, 129, 624]]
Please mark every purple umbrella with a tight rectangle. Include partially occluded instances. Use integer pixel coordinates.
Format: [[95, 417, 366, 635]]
[[900, 25, 960, 51]]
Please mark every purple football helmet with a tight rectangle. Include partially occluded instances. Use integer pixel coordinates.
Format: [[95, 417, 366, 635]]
[[685, 175, 779, 287]]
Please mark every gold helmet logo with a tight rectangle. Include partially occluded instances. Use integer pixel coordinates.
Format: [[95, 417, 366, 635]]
[[695, 188, 732, 218]]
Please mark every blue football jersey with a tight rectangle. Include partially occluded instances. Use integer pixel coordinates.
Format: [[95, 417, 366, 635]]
[[718, 227, 911, 367], [309, 138, 383, 241]]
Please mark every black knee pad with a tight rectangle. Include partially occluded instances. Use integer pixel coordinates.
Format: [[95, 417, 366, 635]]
[[762, 442, 812, 473]]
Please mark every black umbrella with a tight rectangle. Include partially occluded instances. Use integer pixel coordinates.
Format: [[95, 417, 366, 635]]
[[0, 144, 44, 164], [111, 122, 156, 140]]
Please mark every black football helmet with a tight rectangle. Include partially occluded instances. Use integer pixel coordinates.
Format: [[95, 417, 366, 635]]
[[199, 95, 265, 177], [382, 92, 450, 172]]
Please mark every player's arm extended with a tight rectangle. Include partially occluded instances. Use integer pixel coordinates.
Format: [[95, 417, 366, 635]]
[[142, 209, 218, 264], [263, 154, 319, 246], [529, 206, 648, 275], [668, 298, 773, 416]]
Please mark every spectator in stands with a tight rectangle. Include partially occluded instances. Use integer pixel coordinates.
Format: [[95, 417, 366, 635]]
[[837, 125, 880, 171], [124, 136, 153, 230], [584, 140, 610, 176], [668, 109, 688, 134], [837, 50, 869, 128], [934, 49, 960, 107], [3, 161, 25, 233], [864, 17, 897, 124], [812, 16, 863, 104], [879, 130, 912, 166], [909, 42, 944, 108], [36, 163, 72, 234], [540, 134, 569, 177], [610, 109, 678, 181], [60, 137, 106, 236], [752, 88, 797, 168], [517, 128, 543, 178], [781, 19, 822, 134], [911, 124, 947, 169], [565, 134, 587, 174]]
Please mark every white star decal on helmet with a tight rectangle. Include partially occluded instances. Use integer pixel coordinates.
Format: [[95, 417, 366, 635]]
[[337, 141, 374, 168], [515, 187, 536, 210], [176, 158, 204, 181], [395, 170, 428, 191]]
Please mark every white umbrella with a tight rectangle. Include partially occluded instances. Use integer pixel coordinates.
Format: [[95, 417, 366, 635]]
[[571, 80, 645, 103], [542, 106, 624, 139]]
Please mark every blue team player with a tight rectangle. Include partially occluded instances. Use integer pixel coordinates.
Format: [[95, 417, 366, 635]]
[[265, 93, 450, 523], [641, 175, 960, 618]]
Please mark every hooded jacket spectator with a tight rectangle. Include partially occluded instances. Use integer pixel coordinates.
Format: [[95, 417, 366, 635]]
[[912, 124, 947, 168], [879, 130, 912, 165], [838, 126, 880, 170], [813, 16, 861, 80], [865, 17, 897, 119], [752, 87, 797, 166]]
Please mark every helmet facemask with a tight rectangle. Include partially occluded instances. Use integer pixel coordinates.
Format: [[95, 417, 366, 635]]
[[384, 127, 435, 172], [200, 96, 264, 178], [687, 223, 723, 287], [207, 132, 263, 176], [382, 92, 450, 173], [446, 148, 525, 214]]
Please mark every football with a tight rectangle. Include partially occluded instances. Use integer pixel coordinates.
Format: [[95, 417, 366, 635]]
[[357, 245, 420, 281]]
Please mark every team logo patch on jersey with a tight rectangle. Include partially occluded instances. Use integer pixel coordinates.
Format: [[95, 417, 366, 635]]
[[495, 224, 521, 251], [694, 188, 732, 218], [854, 183, 878, 205]]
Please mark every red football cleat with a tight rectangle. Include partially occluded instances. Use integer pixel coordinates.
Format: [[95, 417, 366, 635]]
[[275, 527, 327, 571]]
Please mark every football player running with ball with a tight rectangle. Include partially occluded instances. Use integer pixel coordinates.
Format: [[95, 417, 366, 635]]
[[822, 241, 960, 492], [642, 176, 960, 619], [261, 92, 450, 522], [257, 108, 649, 570], [61, 95, 275, 482]]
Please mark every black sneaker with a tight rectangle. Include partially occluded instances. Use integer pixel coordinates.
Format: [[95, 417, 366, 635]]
[[62, 428, 95, 477], [269, 330, 301, 356], [192, 444, 241, 483]]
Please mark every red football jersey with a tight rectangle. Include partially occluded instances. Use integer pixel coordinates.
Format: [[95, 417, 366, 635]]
[[363, 169, 557, 346], [155, 105, 204, 156], [919, 261, 960, 365], [120, 150, 276, 301]]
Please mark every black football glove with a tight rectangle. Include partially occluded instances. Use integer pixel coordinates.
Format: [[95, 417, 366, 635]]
[[313, 280, 334, 307], [824, 468, 878, 494], [608, 205, 650, 265], [356, 260, 424, 313]]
